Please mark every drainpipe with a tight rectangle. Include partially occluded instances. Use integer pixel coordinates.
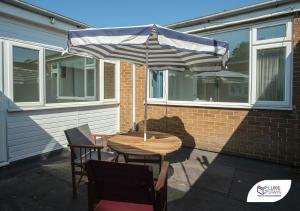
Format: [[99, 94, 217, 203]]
[[132, 64, 136, 131]]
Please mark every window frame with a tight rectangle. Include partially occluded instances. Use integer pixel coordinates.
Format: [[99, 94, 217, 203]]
[[251, 42, 292, 108], [2, 37, 120, 110], [147, 18, 293, 110], [84, 67, 97, 98], [45, 49, 97, 103], [147, 69, 167, 102], [53, 56, 97, 101], [100, 59, 120, 103], [8, 41, 44, 107], [252, 20, 292, 45], [84, 57, 97, 99]]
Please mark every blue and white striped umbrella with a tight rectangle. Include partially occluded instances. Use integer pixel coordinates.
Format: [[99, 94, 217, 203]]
[[67, 24, 229, 141], [68, 24, 229, 71]]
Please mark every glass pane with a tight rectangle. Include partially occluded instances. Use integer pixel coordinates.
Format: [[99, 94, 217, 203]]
[[86, 58, 95, 65], [59, 63, 85, 97], [168, 70, 197, 101], [45, 50, 98, 103], [256, 47, 285, 101], [257, 24, 286, 40], [149, 70, 164, 98], [104, 62, 115, 99], [175, 29, 249, 103], [86, 69, 95, 96], [13, 46, 39, 102]]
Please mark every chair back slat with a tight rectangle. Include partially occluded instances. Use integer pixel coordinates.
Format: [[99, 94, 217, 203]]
[[86, 160, 155, 205], [64, 124, 94, 159]]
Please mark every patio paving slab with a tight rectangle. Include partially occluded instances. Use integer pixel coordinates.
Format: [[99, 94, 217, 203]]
[[0, 148, 299, 211]]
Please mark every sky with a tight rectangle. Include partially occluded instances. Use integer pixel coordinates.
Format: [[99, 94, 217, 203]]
[[25, 0, 267, 27]]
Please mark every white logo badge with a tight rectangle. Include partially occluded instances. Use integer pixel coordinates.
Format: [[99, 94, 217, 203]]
[[247, 180, 291, 202]]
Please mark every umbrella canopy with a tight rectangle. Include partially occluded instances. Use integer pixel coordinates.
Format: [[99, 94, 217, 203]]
[[68, 24, 228, 71], [67, 24, 229, 141]]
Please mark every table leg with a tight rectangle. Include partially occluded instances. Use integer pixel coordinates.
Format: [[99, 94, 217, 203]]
[[123, 154, 128, 163], [160, 155, 165, 171]]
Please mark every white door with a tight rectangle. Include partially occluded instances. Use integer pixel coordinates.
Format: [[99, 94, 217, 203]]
[[0, 40, 7, 164]]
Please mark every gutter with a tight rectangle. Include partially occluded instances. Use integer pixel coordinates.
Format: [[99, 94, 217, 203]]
[[2, 0, 91, 28], [184, 7, 300, 34], [167, 0, 292, 29]]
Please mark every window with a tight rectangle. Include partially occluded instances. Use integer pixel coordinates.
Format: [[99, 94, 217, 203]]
[[168, 29, 250, 103], [86, 68, 95, 97], [148, 19, 292, 109], [168, 70, 196, 101], [253, 21, 292, 45], [252, 43, 291, 107], [252, 20, 292, 107], [7, 40, 119, 108], [257, 24, 286, 40], [256, 47, 285, 101], [10, 43, 43, 105], [45, 50, 99, 103], [149, 70, 164, 99]]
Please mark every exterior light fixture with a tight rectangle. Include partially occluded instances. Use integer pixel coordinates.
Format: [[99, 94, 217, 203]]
[[50, 17, 55, 24]]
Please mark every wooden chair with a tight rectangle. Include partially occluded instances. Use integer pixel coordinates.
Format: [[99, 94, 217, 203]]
[[86, 160, 169, 211], [64, 124, 118, 199]]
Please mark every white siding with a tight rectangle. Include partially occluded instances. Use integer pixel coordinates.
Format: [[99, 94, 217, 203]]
[[0, 16, 67, 48], [7, 105, 119, 162]]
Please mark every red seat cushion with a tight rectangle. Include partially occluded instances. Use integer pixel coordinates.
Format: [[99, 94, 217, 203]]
[[94, 200, 154, 211]]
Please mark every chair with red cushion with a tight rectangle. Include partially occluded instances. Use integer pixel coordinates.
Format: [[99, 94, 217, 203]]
[[85, 160, 169, 211]]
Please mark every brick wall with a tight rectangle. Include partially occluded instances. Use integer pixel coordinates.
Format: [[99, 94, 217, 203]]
[[104, 63, 116, 99], [119, 61, 133, 132], [119, 16, 300, 166]]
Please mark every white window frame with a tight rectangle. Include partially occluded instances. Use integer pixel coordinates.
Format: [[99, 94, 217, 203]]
[[84, 58, 97, 99], [100, 59, 120, 103], [8, 41, 44, 107], [1, 37, 120, 110], [252, 20, 292, 45], [147, 69, 167, 102], [53, 54, 97, 101], [84, 67, 97, 99], [251, 42, 292, 108], [147, 18, 293, 110]]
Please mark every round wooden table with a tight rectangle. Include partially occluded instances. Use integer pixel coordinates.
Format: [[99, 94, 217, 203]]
[[107, 131, 182, 167]]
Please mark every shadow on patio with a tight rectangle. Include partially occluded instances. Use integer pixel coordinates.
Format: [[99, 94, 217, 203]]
[[161, 112, 300, 211], [137, 112, 300, 210], [0, 111, 299, 211]]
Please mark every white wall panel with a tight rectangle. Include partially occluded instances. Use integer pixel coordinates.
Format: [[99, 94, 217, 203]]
[[7, 105, 119, 162]]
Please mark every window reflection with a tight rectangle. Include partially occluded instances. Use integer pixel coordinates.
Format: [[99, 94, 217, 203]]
[[13, 46, 39, 103], [168, 29, 250, 103], [45, 50, 98, 103]]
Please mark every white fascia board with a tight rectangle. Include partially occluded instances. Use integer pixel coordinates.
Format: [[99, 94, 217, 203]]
[[0, 2, 83, 33], [172, 1, 300, 33]]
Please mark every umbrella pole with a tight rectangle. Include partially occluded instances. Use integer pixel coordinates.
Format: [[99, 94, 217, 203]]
[[144, 40, 149, 142]]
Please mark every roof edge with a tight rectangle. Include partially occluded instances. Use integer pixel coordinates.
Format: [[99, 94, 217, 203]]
[[3, 0, 91, 28], [167, 0, 292, 29]]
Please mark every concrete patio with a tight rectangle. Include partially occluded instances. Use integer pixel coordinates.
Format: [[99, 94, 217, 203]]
[[0, 148, 299, 211]]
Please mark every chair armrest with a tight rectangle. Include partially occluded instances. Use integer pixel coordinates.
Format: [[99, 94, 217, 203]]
[[68, 144, 104, 149], [155, 161, 169, 192], [92, 134, 115, 144], [92, 133, 114, 139]]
